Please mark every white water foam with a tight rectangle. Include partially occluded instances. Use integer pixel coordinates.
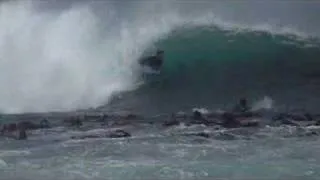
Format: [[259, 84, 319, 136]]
[[251, 96, 273, 111], [0, 1, 178, 113], [0, 158, 7, 168]]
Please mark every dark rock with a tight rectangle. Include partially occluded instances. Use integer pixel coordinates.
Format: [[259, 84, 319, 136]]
[[281, 119, 300, 126], [272, 113, 287, 121], [71, 134, 101, 140], [163, 119, 180, 127], [17, 121, 38, 130], [193, 110, 203, 120], [192, 110, 210, 126], [0, 124, 7, 135], [304, 113, 314, 121], [70, 129, 131, 140], [305, 131, 319, 136], [194, 132, 210, 138], [99, 114, 108, 122], [125, 114, 139, 120], [7, 123, 17, 132], [17, 129, 27, 140], [182, 132, 210, 138], [108, 129, 131, 138], [240, 120, 260, 127], [221, 113, 241, 128], [65, 117, 83, 127], [273, 113, 315, 122]]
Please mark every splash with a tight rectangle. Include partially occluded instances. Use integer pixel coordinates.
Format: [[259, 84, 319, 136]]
[[251, 96, 273, 111], [0, 1, 178, 113]]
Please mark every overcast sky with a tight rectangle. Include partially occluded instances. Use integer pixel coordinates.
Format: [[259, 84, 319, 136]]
[[32, 0, 320, 36]]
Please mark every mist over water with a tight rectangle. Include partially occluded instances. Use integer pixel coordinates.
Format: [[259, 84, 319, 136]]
[[0, 0, 319, 114]]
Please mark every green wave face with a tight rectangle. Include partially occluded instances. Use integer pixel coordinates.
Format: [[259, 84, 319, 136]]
[[154, 27, 320, 86], [128, 26, 320, 114]]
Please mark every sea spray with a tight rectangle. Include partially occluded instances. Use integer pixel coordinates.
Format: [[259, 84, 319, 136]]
[[0, 1, 176, 113], [251, 96, 273, 111]]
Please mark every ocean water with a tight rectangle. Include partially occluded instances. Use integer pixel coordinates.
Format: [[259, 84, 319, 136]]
[[1, 122, 320, 180], [1, 1, 320, 179]]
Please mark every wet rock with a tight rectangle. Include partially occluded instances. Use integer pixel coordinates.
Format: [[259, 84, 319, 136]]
[[65, 117, 83, 127], [281, 119, 300, 126], [273, 113, 315, 122], [83, 113, 103, 121], [71, 129, 131, 140], [271, 113, 318, 127], [107, 120, 131, 127], [304, 113, 314, 121], [221, 113, 241, 128], [194, 132, 210, 138], [124, 113, 140, 120], [272, 113, 287, 121], [163, 120, 180, 127], [108, 129, 131, 138], [98, 114, 109, 122], [71, 134, 101, 140], [240, 120, 260, 127], [17, 121, 38, 130], [296, 128, 319, 137], [16, 122, 28, 140], [305, 131, 319, 136], [17, 129, 27, 140], [73, 118, 83, 127], [193, 110, 203, 120], [0, 124, 7, 135], [163, 115, 181, 127], [181, 132, 210, 138], [7, 123, 17, 132], [191, 110, 210, 126]]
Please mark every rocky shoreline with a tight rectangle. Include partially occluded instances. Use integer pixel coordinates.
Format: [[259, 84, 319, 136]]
[[1, 107, 320, 141]]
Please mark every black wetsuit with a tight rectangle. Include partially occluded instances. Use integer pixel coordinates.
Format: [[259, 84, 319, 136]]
[[140, 55, 163, 70]]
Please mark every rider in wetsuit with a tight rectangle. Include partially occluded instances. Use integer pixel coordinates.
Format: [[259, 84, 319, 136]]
[[139, 50, 164, 71], [233, 98, 250, 113]]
